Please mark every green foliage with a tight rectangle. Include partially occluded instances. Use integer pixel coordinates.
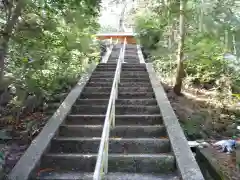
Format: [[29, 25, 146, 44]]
[[184, 33, 228, 85], [134, 0, 240, 92], [135, 8, 167, 50], [0, 0, 101, 117]]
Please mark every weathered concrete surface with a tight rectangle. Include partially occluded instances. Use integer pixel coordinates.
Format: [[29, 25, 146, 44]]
[[7, 63, 97, 180], [196, 147, 240, 180], [137, 44, 145, 64], [38, 153, 175, 173], [33, 172, 179, 180], [50, 137, 170, 154], [101, 44, 113, 63], [146, 63, 205, 180]]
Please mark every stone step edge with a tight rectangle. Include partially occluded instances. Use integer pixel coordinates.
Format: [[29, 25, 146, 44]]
[[53, 137, 169, 141], [60, 124, 165, 128], [76, 98, 157, 101], [67, 114, 162, 118], [32, 172, 179, 180], [72, 105, 159, 108], [44, 153, 174, 158]]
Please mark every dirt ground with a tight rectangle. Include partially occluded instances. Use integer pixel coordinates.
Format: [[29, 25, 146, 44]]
[[162, 82, 240, 140]]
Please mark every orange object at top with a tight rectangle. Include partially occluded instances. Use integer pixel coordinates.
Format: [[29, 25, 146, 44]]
[[96, 32, 137, 44]]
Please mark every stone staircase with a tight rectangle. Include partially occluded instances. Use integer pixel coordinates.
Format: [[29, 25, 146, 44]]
[[124, 44, 139, 64], [30, 46, 178, 180], [29, 63, 117, 179], [108, 45, 121, 63], [106, 62, 179, 179], [9, 43, 204, 180]]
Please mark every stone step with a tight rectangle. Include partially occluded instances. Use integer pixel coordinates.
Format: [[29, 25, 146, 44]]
[[124, 57, 140, 60], [124, 51, 138, 54], [75, 99, 109, 105], [75, 99, 157, 106], [125, 46, 137, 49], [124, 58, 139, 61], [97, 63, 117, 66], [125, 52, 138, 55], [65, 115, 105, 125], [124, 55, 139, 59], [119, 87, 153, 92], [82, 87, 112, 93], [122, 64, 145, 67], [111, 49, 121, 52], [83, 87, 153, 94], [71, 105, 107, 114], [118, 92, 155, 99], [91, 71, 115, 75], [91, 70, 115, 74], [120, 78, 150, 82], [90, 74, 115, 78], [50, 137, 170, 154], [121, 74, 149, 78], [116, 105, 160, 114], [93, 70, 116, 73], [108, 55, 118, 58], [124, 55, 139, 58], [94, 68, 146, 72], [40, 154, 175, 173], [122, 67, 146, 70], [58, 125, 166, 138], [65, 114, 163, 125], [95, 67, 116, 71], [111, 125, 166, 138], [122, 68, 146, 72], [96, 63, 117, 67], [71, 105, 160, 114], [88, 77, 114, 83], [108, 59, 118, 62], [96, 66, 145, 70], [94, 69, 116, 73], [117, 99, 157, 105], [124, 57, 139, 61], [124, 61, 140, 64], [124, 56, 139, 58], [86, 81, 113, 87], [108, 55, 119, 58], [120, 71, 149, 75], [91, 71, 148, 77], [119, 82, 152, 87], [33, 172, 179, 180], [124, 52, 138, 55], [79, 92, 110, 99]]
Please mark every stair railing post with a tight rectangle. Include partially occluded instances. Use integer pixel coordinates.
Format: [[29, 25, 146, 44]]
[[104, 124, 109, 174], [110, 37, 112, 46], [112, 94, 116, 127], [115, 73, 118, 100]]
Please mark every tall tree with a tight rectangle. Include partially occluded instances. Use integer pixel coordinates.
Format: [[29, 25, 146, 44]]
[[0, 0, 26, 81], [173, 0, 186, 95], [0, 0, 101, 122]]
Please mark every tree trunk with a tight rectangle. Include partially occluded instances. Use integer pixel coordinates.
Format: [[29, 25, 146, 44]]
[[232, 33, 237, 55], [173, 0, 186, 95], [118, 1, 128, 32], [198, 0, 204, 32], [0, 0, 25, 81]]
